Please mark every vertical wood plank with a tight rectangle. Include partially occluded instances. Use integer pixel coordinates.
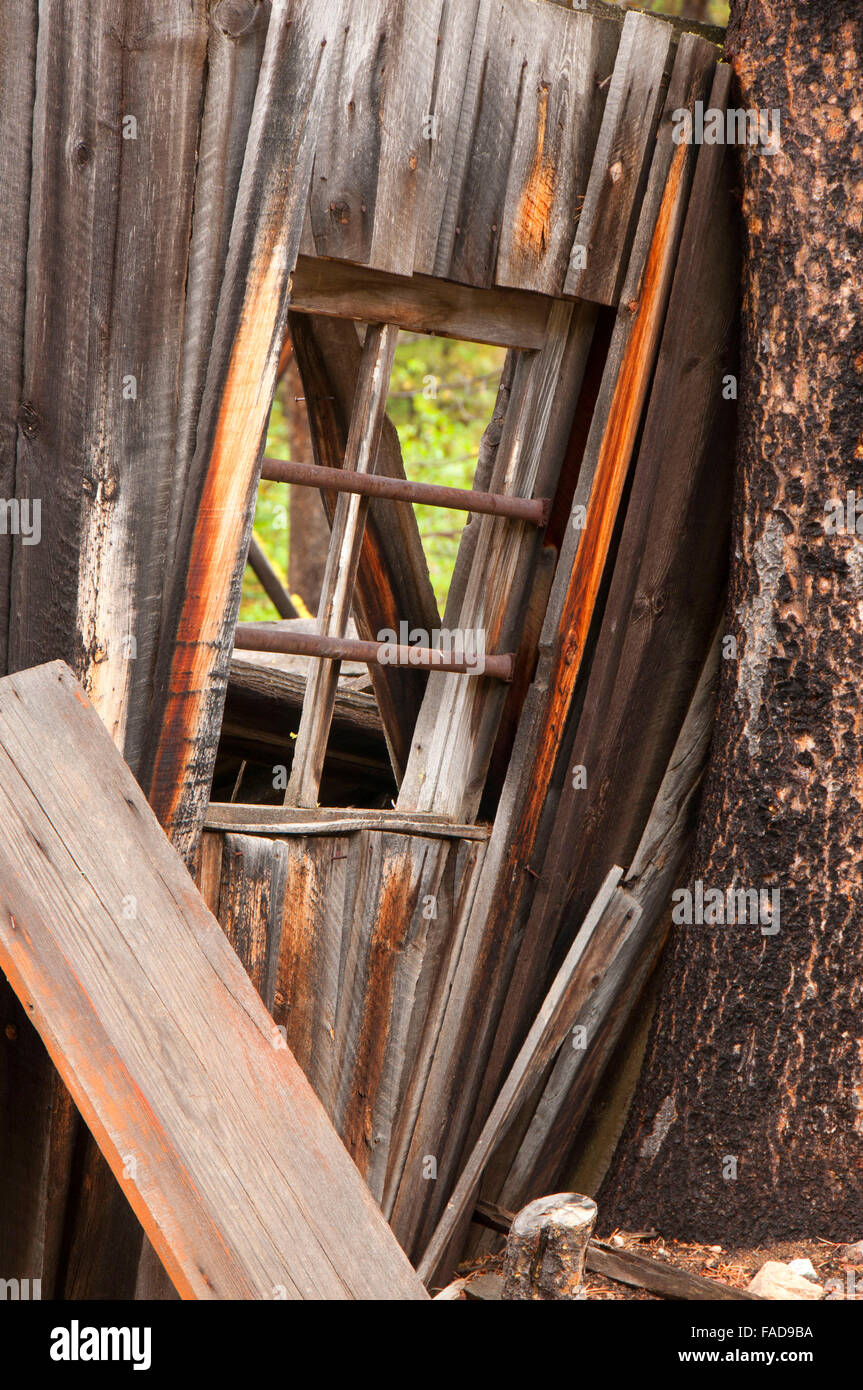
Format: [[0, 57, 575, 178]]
[[271, 834, 352, 1113], [494, 1, 616, 296], [390, 46, 722, 1261], [306, 0, 444, 277], [0, 0, 37, 674], [144, 0, 341, 862], [75, 4, 209, 773], [412, 0, 484, 276], [289, 312, 439, 782], [286, 322, 398, 807], [565, 9, 674, 305], [219, 833, 288, 1009]]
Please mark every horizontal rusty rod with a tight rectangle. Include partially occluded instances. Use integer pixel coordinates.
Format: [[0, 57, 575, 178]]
[[234, 624, 514, 680], [260, 457, 550, 526]]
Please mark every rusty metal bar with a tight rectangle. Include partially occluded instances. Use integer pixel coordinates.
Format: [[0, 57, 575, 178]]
[[234, 624, 515, 681], [260, 456, 550, 526]]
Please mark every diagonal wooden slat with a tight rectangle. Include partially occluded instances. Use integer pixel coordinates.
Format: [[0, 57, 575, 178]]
[[286, 323, 398, 807]]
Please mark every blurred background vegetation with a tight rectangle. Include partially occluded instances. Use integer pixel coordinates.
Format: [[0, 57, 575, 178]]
[[241, 0, 729, 623]]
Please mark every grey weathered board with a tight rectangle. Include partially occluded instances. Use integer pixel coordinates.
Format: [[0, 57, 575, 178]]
[[300, 0, 626, 296], [206, 820, 487, 1209], [286, 323, 398, 806], [565, 9, 674, 304], [472, 51, 731, 1140], [0, 661, 426, 1301], [387, 40, 721, 1264], [145, 0, 342, 862]]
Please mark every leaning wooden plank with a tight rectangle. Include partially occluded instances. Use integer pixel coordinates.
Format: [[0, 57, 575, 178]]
[[306, 0, 443, 277], [416, 868, 635, 1285], [565, 10, 674, 305], [390, 46, 722, 1264], [494, 0, 617, 296], [0, 0, 66, 1297], [490, 59, 737, 1113], [0, 662, 427, 1301], [472, 46, 728, 1150], [144, 0, 341, 863], [289, 255, 552, 350], [489, 631, 724, 1216], [0, 0, 36, 675], [286, 323, 398, 807], [289, 312, 440, 782], [166, 1, 272, 572]]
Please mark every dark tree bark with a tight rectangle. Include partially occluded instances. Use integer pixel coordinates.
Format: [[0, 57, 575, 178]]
[[601, 0, 863, 1242]]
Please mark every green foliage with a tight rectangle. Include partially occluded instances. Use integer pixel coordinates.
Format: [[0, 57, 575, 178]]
[[242, 334, 506, 621], [386, 335, 507, 611]]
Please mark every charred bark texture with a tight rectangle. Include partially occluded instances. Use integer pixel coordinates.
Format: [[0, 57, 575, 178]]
[[602, 0, 863, 1242]]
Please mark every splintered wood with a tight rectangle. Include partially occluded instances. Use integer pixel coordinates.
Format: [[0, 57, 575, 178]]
[[0, 662, 426, 1301]]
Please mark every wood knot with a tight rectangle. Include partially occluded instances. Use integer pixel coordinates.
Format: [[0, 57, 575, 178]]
[[75, 141, 92, 166], [212, 0, 258, 39], [608, 159, 624, 184], [17, 402, 40, 438]]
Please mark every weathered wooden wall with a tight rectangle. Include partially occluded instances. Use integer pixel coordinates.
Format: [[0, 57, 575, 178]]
[[198, 811, 488, 1209], [0, 0, 734, 1298]]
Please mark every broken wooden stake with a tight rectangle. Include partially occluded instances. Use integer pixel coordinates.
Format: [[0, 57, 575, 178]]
[[502, 1194, 598, 1301]]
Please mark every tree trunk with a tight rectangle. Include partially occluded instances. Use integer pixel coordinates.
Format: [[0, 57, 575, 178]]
[[601, 0, 863, 1243]]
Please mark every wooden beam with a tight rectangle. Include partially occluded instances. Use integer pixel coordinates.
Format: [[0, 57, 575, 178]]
[[144, 0, 341, 863], [286, 323, 398, 807], [0, 661, 427, 1301], [288, 256, 554, 351]]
